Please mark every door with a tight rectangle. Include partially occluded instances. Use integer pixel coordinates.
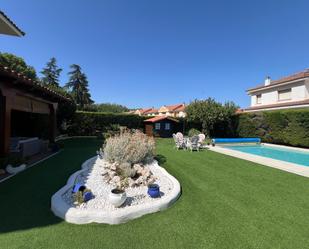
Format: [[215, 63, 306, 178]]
[[145, 124, 153, 136]]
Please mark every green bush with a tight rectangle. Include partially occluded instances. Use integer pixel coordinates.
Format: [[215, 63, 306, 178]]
[[67, 111, 146, 136], [236, 109, 309, 148], [188, 128, 201, 137]]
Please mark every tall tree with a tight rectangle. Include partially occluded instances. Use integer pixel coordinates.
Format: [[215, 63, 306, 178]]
[[186, 98, 238, 137], [65, 64, 93, 108], [0, 52, 37, 80], [40, 57, 62, 87]]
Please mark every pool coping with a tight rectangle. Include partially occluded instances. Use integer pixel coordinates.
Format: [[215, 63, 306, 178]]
[[263, 143, 309, 153], [209, 144, 309, 178]]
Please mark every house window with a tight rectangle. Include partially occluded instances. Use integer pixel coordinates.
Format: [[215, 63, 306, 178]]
[[278, 89, 291, 101], [155, 123, 160, 130], [256, 94, 262, 104], [165, 123, 170, 130]]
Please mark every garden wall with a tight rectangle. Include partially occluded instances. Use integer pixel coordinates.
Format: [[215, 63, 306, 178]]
[[236, 109, 309, 148], [67, 111, 146, 136]]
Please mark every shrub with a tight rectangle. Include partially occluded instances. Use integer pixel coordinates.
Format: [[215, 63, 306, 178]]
[[103, 130, 155, 165], [236, 109, 309, 148], [101, 124, 122, 140], [67, 111, 146, 136], [186, 98, 238, 136], [188, 128, 201, 137]]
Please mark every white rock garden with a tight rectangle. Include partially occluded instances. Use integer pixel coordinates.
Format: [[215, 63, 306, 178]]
[[51, 130, 181, 224]]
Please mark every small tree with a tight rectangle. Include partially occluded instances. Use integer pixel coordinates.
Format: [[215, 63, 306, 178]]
[[65, 64, 93, 109], [40, 57, 62, 87], [0, 52, 37, 80], [186, 98, 238, 137]]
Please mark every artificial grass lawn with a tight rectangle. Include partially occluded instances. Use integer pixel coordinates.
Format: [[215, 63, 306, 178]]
[[0, 138, 309, 249]]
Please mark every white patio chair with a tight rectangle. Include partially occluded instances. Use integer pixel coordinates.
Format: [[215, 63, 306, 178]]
[[175, 132, 186, 150], [198, 134, 206, 148], [187, 135, 200, 152]]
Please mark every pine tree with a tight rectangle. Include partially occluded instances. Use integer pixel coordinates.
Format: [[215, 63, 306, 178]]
[[40, 57, 62, 87], [65, 64, 93, 108]]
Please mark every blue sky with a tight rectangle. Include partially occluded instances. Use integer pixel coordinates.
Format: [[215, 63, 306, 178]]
[[1, 0, 309, 108]]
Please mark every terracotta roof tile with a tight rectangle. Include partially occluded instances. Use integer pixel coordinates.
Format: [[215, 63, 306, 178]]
[[143, 108, 158, 115], [144, 116, 179, 123], [165, 103, 185, 112], [0, 65, 72, 102]]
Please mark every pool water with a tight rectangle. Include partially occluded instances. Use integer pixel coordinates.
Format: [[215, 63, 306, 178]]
[[223, 145, 309, 166]]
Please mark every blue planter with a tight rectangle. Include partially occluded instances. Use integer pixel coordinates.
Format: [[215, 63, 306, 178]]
[[83, 191, 93, 202], [147, 184, 160, 198], [72, 183, 86, 193]]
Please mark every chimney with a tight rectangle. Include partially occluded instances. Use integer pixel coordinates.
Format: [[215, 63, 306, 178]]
[[265, 76, 271, 86]]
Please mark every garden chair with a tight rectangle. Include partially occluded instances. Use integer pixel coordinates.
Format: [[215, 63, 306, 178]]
[[187, 135, 200, 152], [198, 134, 206, 148], [175, 132, 186, 150], [172, 134, 181, 150]]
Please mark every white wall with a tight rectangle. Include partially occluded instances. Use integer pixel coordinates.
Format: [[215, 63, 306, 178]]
[[250, 80, 308, 106], [177, 111, 186, 118]]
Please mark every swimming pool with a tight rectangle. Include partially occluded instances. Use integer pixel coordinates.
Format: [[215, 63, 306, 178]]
[[222, 144, 309, 167]]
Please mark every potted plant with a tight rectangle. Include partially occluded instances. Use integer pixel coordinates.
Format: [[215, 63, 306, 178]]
[[147, 184, 160, 198], [109, 188, 127, 207], [72, 183, 93, 204]]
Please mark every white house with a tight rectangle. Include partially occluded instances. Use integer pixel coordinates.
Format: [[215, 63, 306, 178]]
[[244, 69, 309, 112]]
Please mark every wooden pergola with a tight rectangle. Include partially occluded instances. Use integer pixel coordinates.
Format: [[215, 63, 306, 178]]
[[0, 66, 72, 155]]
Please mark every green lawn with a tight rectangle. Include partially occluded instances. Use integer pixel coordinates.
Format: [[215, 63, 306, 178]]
[[1, 138, 309, 249]]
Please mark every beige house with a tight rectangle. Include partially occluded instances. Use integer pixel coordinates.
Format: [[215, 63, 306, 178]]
[[244, 69, 309, 112], [135, 103, 186, 117], [158, 103, 186, 117], [134, 108, 153, 116]]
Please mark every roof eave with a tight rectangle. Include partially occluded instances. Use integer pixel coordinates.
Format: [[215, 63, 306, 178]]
[[246, 77, 309, 94], [0, 11, 25, 37]]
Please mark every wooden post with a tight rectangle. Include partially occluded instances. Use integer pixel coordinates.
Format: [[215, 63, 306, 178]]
[[0, 93, 5, 155], [2, 95, 12, 155], [49, 103, 57, 142]]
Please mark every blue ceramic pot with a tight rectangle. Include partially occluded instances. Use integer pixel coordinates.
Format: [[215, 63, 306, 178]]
[[147, 184, 160, 198], [72, 183, 83, 193], [83, 191, 93, 202]]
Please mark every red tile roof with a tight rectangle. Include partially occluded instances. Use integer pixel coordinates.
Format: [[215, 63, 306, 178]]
[[243, 99, 309, 111], [144, 116, 179, 123], [137, 108, 153, 114], [143, 108, 158, 115], [0, 65, 72, 102], [247, 68, 309, 92], [165, 103, 185, 112]]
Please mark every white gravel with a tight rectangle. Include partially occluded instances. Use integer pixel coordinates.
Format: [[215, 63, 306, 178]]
[[62, 158, 174, 211]]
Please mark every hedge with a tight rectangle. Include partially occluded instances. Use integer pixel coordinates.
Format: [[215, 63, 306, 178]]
[[236, 109, 309, 148], [67, 111, 147, 136]]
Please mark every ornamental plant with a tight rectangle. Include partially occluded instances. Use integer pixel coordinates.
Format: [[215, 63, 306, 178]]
[[103, 130, 155, 165]]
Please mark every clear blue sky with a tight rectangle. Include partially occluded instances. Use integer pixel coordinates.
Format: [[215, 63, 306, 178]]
[[1, 0, 309, 108]]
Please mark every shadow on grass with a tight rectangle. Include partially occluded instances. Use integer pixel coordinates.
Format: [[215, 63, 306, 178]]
[[0, 138, 102, 234], [154, 154, 167, 165]]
